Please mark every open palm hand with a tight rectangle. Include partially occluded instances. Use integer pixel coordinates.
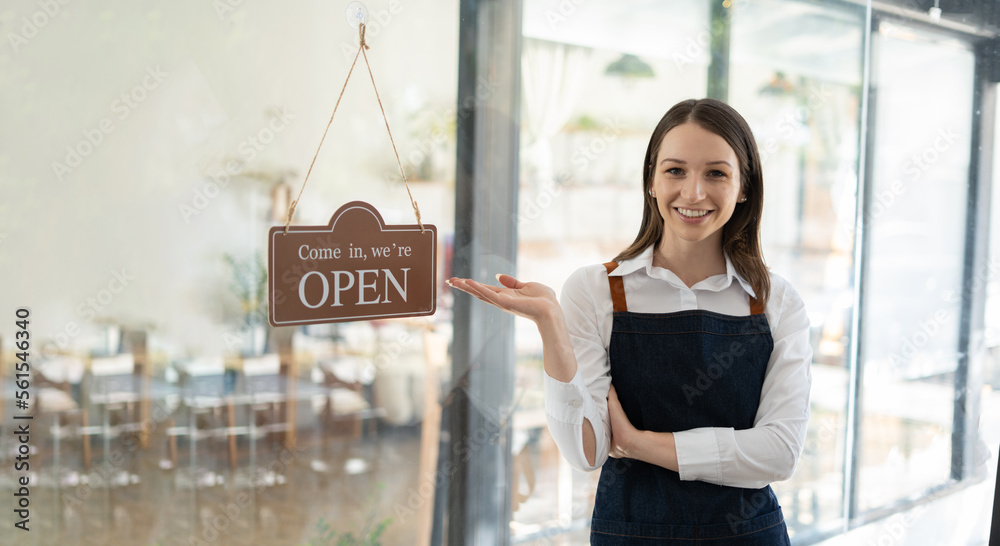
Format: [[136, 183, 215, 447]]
[[447, 274, 559, 324]]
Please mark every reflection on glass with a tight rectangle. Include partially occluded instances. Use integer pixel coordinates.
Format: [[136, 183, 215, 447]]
[[989, 93, 1000, 389], [0, 1, 459, 544], [514, 1, 710, 541], [858, 21, 974, 511], [729, 0, 865, 538]]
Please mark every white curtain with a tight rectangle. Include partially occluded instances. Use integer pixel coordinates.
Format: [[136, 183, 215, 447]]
[[521, 38, 591, 187]]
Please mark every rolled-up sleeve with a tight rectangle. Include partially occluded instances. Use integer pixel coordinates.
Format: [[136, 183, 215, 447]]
[[674, 276, 813, 489], [544, 267, 612, 472]]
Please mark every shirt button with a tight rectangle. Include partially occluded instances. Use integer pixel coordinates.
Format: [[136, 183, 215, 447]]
[[569, 399, 582, 409]]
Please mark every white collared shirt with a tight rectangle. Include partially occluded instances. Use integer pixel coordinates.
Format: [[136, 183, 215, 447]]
[[544, 246, 812, 489]]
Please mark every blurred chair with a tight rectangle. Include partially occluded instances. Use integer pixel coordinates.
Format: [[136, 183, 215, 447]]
[[76, 326, 153, 471], [0, 346, 84, 472], [171, 357, 239, 472], [242, 353, 290, 449], [371, 323, 428, 428], [33, 357, 85, 467], [33, 355, 85, 414], [271, 326, 299, 449], [86, 353, 141, 472], [316, 356, 377, 439], [121, 329, 153, 448]]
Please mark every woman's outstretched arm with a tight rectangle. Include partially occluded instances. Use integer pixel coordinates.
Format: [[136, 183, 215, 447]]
[[447, 274, 599, 466]]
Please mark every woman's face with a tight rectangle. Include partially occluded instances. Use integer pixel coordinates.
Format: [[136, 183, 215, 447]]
[[650, 122, 744, 249]]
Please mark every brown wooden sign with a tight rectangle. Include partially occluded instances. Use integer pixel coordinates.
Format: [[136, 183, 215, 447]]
[[268, 201, 436, 326]]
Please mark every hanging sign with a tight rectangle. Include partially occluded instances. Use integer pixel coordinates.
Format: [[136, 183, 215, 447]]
[[268, 201, 436, 326]]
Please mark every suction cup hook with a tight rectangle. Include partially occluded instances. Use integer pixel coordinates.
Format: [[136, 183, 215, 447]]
[[346, 2, 368, 29], [928, 0, 941, 21]]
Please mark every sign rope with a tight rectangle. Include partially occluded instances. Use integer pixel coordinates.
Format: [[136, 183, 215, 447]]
[[284, 22, 423, 234]]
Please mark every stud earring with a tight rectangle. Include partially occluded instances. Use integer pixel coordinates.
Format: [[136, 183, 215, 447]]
[[739, 197, 747, 203], [648, 190, 656, 197]]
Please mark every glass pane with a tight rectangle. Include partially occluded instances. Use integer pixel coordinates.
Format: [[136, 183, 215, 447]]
[[857, 21, 975, 511], [0, 2, 457, 544], [728, 0, 866, 539], [514, 0, 711, 541], [989, 91, 1000, 387]]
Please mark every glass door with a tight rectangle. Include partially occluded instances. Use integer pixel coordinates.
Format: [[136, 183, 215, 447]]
[[728, 0, 867, 540], [856, 19, 975, 513]]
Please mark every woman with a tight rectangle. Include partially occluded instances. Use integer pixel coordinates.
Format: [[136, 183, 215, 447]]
[[448, 98, 812, 545]]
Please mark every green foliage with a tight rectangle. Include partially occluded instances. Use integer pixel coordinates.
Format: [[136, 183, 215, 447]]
[[569, 114, 600, 131], [304, 516, 391, 546], [303, 484, 392, 546], [223, 250, 267, 321]]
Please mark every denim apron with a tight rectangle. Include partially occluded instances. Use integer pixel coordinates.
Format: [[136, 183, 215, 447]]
[[590, 262, 790, 545]]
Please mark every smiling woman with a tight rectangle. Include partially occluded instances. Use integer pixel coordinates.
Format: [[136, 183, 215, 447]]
[[618, 99, 770, 303], [448, 98, 811, 545]]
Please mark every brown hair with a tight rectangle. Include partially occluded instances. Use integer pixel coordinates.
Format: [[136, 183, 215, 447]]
[[613, 98, 770, 304]]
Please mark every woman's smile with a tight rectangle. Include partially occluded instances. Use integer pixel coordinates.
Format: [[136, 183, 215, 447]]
[[674, 207, 713, 222], [651, 122, 743, 247]]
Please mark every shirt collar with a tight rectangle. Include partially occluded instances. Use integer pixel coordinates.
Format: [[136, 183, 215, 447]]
[[608, 245, 757, 297]]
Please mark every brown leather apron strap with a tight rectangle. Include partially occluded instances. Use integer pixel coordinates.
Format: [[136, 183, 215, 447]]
[[603, 261, 761, 315], [603, 261, 628, 313]]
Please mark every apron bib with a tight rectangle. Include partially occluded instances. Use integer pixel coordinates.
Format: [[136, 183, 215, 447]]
[[591, 262, 790, 545]]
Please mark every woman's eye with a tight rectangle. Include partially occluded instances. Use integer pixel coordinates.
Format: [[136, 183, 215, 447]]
[[665, 167, 684, 176], [708, 170, 728, 178]]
